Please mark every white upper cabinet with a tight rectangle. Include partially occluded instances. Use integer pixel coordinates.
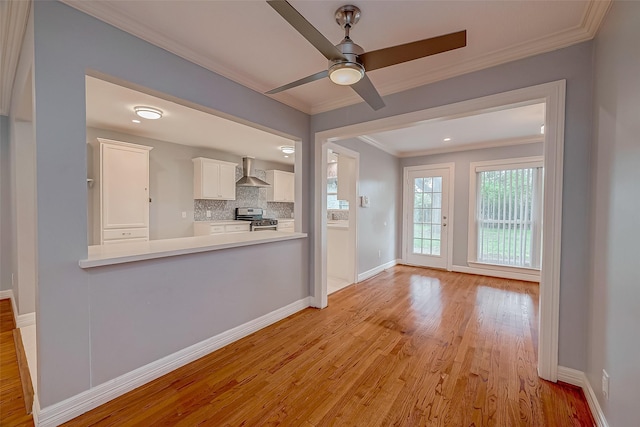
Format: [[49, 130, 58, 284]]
[[266, 170, 295, 202], [98, 138, 152, 244], [193, 157, 238, 200]]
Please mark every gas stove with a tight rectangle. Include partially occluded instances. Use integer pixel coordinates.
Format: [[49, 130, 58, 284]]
[[235, 207, 278, 231]]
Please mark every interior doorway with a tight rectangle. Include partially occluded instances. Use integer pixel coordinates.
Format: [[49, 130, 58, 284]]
[[314, 81, 566, 382]]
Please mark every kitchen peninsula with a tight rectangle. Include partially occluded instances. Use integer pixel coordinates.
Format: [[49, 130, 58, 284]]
[[80, 230, 306, 268]]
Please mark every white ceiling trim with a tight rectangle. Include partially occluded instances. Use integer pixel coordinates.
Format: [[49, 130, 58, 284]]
[[356, 135, 399, 157], [307, 0, 612, 114], [0, 0, 31, 116], [61, 0, 610, 116], [396, 135, 544, 158]]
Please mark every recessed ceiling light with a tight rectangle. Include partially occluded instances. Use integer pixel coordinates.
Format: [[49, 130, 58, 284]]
[[132, 119, 141, 124], [280, 146, 295, 154], [284, 155, 289, 158], [443, 137, 451, 142], [134, 106, 163, 120]]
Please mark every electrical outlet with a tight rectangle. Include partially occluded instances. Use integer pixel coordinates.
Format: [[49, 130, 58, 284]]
[[181, 211, 187, 219], [378, 249, 381, 258], [206, 210, 212, 218], [602, 369, 609, 400]]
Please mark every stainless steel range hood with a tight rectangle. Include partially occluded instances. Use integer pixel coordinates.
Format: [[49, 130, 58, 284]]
[[236, 156, 270, 187]]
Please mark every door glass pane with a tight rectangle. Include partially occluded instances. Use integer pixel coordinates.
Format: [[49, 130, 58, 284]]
[[422, 225, 432, 239], [413, 224, 423, 239], [414, 193, 424, 208], [433, 177, 442, 192], [413, 209, 424, 223], [432, 225, 441, 240], [432, 193, 442, 209], [424, 193, 432, 208], [413, 239, 422, 254], [432, 209, 441, 224], [422, 239, 432, 255], [432, 240, 441, 256], [414, 178, 424, 192], [424, 177, 432, 191]]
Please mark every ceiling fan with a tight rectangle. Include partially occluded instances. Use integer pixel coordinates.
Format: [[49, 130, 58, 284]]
[[266, 1, 467, 111]]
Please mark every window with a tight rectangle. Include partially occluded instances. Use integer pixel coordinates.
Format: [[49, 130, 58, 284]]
[[469, 157, 543, 270], [327, 162, 349, 210]]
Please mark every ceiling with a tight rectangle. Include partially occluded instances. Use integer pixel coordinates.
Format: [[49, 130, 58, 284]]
[[86, 76, 297, 165], [63, 0, 610, 115], [362, 102, 545, 157]]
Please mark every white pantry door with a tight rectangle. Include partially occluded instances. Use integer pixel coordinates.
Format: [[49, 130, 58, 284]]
[[405, 167, 451, 269]]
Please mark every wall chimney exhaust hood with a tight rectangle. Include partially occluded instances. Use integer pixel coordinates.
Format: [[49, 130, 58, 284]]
[[236, 156, 271, 187]]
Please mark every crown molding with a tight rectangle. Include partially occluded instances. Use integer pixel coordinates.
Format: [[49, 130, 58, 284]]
[[62, 0, 610, 116], [396, 135, 543, 158], [0, 0, 31, 116], [356, 135, 399, 156]]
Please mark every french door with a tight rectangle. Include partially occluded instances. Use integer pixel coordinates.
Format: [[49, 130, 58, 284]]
[[404, 166, 452, 269]]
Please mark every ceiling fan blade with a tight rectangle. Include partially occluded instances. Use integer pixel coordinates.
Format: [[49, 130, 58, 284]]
[[350, 74, 385, 111], [267, 0, 346, 62], [266, 70, 329, 94], [360, 30, 467, 72]]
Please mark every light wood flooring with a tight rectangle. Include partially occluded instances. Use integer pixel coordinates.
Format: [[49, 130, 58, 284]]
[[64, 266, 593, 426], [0, 299, 34, 427]]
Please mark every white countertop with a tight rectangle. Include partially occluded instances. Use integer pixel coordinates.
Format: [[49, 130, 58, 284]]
[[195, 220, 248, 225], [80, 231, 307, 269]]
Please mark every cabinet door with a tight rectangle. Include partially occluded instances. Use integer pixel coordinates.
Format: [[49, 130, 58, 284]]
[[102, 144, 149, 229], [201, 161, 221, 198], [218, 163, 237, 200], [282, 172, 295, 202]]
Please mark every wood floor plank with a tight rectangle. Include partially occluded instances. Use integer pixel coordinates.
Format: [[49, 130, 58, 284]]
[[61, 266, 595, 426], [0, 299, 34, 427]]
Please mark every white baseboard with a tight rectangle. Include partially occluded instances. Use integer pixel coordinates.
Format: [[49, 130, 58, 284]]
[[451, 264, 540, 282], [17, 312, 36, 328], [37, 296, 312, 427], [357, 259, 398, 282], [558, 366, 608, 427]]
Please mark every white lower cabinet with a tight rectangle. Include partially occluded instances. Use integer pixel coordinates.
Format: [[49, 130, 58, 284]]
[[193, 221, 251, 236], [277, 219, 295, 232]]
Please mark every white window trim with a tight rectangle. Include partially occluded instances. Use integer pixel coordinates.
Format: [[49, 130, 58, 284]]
[[468, 156, 543, 278]]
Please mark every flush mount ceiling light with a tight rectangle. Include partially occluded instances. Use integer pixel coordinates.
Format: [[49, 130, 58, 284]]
[[134, 106, 163, 120], [280, 146, 295, 155], [328, 62, 365, 86]]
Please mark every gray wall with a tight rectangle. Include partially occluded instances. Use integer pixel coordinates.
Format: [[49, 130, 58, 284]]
[[336, 138, 401, 273], [588, 2, 640, 425], [312, 41, 594, 371], [86, 127, 293, 243], [32, 1, 309, 407], [401, 142, 543, 266], [0, 115, 10, 291]]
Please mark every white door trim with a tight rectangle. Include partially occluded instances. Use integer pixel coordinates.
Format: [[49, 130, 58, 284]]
[[313, 80, 565, 382], [402, 163, 455, 271]]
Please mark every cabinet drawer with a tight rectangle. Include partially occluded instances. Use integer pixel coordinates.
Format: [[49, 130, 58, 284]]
[[103, 228, 148, 240], [103, 237, 149, 245], [225, 224, 251, 233], [277, 221, 294, 231], [209, 225, 226, 234]]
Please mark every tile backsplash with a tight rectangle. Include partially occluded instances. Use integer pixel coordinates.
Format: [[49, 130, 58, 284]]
[[328, 209, 349, 220], [194, 167, 294, 220]]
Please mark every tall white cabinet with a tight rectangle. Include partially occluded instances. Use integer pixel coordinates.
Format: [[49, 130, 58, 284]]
[[97, 138, 152, 244]]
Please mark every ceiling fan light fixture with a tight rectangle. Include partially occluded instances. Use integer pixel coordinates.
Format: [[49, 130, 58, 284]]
[[134, 106, 163, 120], [328, 62, 364, 86]]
